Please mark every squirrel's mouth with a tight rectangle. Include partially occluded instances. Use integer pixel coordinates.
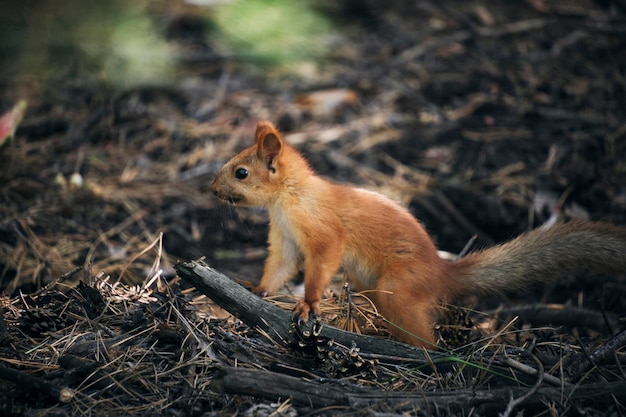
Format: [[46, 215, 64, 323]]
[[215, 192, 245, 205], [227, 196, 244, 205]]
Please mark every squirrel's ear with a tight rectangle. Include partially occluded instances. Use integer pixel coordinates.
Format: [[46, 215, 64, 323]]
[[255, 121, 283, 165]]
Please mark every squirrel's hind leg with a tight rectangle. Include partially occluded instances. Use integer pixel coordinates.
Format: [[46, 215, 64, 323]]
[[373, 277, 439, 349]]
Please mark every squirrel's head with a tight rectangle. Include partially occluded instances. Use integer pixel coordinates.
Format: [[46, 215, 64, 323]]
[[211, 121, 289, 207]]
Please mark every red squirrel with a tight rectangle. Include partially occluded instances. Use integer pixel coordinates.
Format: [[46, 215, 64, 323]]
[[211, 121, 626, 348]]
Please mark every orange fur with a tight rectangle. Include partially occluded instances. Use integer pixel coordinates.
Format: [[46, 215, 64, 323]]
[[211, 121, 626, 349]]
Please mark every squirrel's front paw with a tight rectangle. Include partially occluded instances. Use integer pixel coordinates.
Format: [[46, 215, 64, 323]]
[[293, 299, 320, 322]]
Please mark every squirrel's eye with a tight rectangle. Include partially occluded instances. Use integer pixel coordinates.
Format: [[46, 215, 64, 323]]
[[235, 168, 249, 180]]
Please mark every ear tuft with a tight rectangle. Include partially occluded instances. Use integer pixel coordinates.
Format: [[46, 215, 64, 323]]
[[255, 121, 283, 163]]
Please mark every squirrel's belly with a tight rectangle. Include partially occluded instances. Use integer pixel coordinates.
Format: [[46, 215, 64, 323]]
[[342, 251, 379, 291]]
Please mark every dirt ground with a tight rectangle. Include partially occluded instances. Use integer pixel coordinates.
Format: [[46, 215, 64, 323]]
[[1, 1, 626, 416]]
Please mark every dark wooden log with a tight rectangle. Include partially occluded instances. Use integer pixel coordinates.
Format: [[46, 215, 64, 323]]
[[174, 259, 437, 361], [213, 365, 626, 415], [488, 304, 621, 333]]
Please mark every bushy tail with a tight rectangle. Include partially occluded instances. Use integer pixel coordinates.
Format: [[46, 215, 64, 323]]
[[450, 220, 626, 295]]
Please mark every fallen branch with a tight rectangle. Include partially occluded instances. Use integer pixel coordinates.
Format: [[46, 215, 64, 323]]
[[213, 365, 626, 414], [174, 259, 435, 361], [488, 304, 621, 333]]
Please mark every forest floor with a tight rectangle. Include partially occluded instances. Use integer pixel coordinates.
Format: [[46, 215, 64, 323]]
[[1, 0, 626, 416]]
